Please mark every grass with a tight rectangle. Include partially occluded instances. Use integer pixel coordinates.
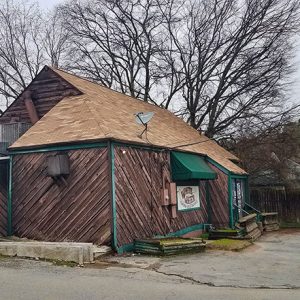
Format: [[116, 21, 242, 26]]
[[199, 233, 209, 240], [211, 229, 240, 233], [206, 238, 251, 251], [159, 238, 203, 246]]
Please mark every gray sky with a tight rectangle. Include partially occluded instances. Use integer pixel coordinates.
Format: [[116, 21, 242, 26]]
[[37, 0, 62, 9]]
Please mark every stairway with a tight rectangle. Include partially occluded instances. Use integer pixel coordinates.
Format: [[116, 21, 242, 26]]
[[235, 213, 262, 241]]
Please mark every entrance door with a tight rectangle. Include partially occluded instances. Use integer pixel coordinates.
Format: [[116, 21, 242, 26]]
[[232, 178, 245, 218]]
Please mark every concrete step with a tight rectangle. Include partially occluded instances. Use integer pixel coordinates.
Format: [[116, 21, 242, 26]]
[[0, 240, 95, 265]]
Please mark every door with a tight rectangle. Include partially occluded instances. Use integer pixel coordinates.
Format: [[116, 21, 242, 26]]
[[232, 178, 245, 218]]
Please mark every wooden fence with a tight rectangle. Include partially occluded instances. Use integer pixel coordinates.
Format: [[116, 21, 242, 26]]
[[250, 188, 300, 223]]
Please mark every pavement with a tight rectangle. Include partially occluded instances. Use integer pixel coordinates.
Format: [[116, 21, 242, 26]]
[[0, 229, 299, 300]]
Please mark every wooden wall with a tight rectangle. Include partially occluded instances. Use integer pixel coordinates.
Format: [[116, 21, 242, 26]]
[[0, 160, 8, 237], [0, 186, 7, 237], [12, 148, 111, 245], [0, 67, 80, 124], [250, 188, 300, 223], [208, 163, 230, 228], [114, 146, 208, 247]]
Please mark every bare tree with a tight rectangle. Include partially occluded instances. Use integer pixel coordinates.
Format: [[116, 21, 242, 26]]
[[0, 0, 45, 107], [162, 0, 300, 137], [232, 120, 300, 187], [43, 9, 70, 68], [0, 0, 299, 143], [59, 0, 173, 104]]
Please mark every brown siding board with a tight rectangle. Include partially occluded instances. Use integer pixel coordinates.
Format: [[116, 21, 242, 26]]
[[0, 187, 7, 236], [208, 163, 229, 228], [115, 146, 209, 247], [18, 152, 108, 239], [12, 148, 111, 245], [0, 67, 80, 124]]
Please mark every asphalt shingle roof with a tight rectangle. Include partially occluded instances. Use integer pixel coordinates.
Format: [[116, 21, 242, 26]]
[[10, 67, 246, 174]]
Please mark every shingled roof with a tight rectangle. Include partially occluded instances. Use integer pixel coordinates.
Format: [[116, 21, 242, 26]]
[[10, 67, 246, 175]]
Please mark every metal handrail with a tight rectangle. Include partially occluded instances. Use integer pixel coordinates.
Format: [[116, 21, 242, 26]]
[[244, 202, 261, 214], [233, 204, 250, 216]]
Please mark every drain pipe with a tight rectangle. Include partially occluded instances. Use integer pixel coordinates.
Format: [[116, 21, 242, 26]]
[[23, 91, 39, 124]]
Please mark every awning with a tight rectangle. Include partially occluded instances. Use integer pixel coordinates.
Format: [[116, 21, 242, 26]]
[[171, 151, 217, 181]]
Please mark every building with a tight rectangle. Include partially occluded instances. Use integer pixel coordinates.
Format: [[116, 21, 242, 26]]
[[0, 66, 248, 253]]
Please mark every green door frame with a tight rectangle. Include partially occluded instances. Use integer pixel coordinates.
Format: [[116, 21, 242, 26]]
[[229, 174, 249, 228]]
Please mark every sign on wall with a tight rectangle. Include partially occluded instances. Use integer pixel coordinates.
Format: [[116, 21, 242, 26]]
[[177, 185, 200, 211]]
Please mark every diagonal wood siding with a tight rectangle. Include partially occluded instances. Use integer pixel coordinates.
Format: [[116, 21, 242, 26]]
[[114, 146, 208, 247], [0, 67, 80, 124], [208, 163, 229, 228], [0, 186, 7, 236], [12, 148, 111, 245]]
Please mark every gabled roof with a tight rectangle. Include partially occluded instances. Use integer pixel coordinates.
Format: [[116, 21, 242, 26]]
[[10, 67, 246, 174]]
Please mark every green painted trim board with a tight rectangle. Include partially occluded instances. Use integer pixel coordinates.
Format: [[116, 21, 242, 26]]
[[109, 142, 118, 252], [9, 142, 107, 155], [228, 175, 234, 228]]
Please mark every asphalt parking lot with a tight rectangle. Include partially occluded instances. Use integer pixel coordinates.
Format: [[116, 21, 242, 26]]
[[0, 229, 299, 300]]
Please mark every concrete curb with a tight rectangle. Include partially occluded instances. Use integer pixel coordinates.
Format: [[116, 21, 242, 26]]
[[0, 241, 94, 265]]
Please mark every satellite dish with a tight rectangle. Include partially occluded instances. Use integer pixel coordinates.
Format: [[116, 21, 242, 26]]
[[135, 112, 154, 125], [134, 112, 154, 140]]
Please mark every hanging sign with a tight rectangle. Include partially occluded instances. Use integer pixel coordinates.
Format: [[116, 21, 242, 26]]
[[177, 185, 200, 211]]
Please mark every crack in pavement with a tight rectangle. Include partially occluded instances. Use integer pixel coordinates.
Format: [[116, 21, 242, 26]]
[[152, 268, 300, 290], [99, 260, 300, 290], [145, 264, 300, 290]]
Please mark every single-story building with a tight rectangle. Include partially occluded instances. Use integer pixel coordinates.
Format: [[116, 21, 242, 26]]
[[0, 66, 248, 253]]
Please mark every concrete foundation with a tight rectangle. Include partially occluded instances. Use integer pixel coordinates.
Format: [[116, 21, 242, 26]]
[[0, 241, 97, 265]]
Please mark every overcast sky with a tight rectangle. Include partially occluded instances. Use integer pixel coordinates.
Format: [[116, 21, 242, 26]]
[[38, 0, 300, 105], [37, 0, 62, 9]]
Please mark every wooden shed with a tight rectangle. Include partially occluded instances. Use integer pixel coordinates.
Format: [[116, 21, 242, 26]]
[[0, 66, 248, 253]]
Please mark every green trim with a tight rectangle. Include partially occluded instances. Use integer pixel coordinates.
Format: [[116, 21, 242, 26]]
[[231, 175, 248, 180], [119, 224, 207, 253], [171, 151, 217, 181], [9, 142, 107, 155], [7, 156, 13, 236], [117, 243, 135, 254], [207, 157, 230, 175], [164, 223, 205, 237], [113, 142, 163, 152], [110, 142, 118, 252], [205, 181, 212, 224], [228, 175, 234, 228], [178, 207, 201, 212]]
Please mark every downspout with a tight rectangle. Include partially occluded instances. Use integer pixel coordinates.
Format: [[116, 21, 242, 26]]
[[23, 91, 39, 124], [108, 141, 118, 252]]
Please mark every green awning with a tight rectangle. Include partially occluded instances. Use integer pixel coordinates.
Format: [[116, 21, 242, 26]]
[[171, 151, 217, 181]]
